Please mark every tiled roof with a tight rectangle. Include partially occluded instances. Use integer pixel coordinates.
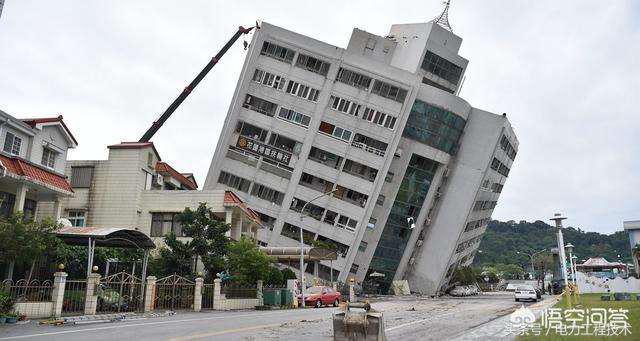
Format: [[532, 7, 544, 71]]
[[577, 257, 625, 268], [107, 141, 161, 160], [155, 161, 197, 190], [224, 191, 262, 226], [21, 115, 78, 146], [0, 154, 73, 194]]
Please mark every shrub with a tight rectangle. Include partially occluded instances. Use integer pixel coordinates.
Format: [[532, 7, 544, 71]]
[[0, 291, 15, 315]]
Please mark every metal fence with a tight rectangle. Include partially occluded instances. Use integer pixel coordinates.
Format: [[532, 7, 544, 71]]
[[221, 283, 257, 299], [97, 272, 144, 313], [1, 279, 52, 302], [154, 274, 194, 310], [202, 284, 215, 310], [62, 280, 87, 316]]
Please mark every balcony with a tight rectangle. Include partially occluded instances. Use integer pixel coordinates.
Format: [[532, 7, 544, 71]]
[[351, 141, 385, 157], [259, 158, 293, 179], [226, 146, 259, 168]]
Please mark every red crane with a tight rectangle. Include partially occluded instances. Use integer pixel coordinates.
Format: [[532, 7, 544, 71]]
[[139, 24, 257, 142]]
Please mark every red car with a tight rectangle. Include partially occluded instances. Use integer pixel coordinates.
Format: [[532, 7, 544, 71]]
[[298, 286, 341, 308]]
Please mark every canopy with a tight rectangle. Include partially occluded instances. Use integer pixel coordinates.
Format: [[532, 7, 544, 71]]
[[56, 226, 155, 249]]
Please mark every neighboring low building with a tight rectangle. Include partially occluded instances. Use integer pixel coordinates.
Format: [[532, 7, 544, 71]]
[[624, 220, 640, 275], [0, 110, 77, 220], [40, 141, 262, 248], [576, 257, 627, 277]]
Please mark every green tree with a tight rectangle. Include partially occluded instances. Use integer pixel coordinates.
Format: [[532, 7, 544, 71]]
[[226, 236, 271, 285], [0, 213, 60, 280], [281, 268, 297, 281], [148, 232, 194, 277], [177, 203, 231, 276], [264, 266, 284, 286]]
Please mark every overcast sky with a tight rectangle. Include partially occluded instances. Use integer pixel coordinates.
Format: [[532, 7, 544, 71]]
[[1, 1, 638, 234]]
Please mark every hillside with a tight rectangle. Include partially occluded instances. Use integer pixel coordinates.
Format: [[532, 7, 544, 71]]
[[473, 220, 632, 268]]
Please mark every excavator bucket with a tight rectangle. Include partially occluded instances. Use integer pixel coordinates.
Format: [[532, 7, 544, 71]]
[[333, 302, 386, 341]]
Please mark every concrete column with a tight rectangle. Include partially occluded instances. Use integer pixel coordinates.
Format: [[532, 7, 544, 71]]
[[144, 276, 156, 312], [193, 277, 204, 312], [256, 280, 263, 305], [84, 273, 101, 315], [313, 262, 319, 285], [349, 284, 355, 303], [51, 272, 67, 318], [213, 278, 222, 300], [52, 199, 62, 220], [224, 210, 233, 238], [13, 183, 27, 213]]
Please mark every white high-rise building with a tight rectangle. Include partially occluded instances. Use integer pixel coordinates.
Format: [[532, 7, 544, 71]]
[[203, 9, 518, 294]]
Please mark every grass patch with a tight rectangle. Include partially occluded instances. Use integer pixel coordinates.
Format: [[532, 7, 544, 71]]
[[519, 293, 640, 340]]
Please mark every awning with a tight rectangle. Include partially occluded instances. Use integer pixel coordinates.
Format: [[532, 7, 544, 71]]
[[261, 246, 338, 261], [56, 226, 155, 249]]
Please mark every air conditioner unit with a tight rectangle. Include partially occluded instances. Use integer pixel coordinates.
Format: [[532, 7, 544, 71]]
[[394, 148, 403, 158], [443, 167, 450, 177], [416, 240, 423, 247], [152, 174, 164, 187], [409, 257, 415, 265]]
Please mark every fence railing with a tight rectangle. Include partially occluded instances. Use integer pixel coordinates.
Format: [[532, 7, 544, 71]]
[[1, 279, 52, 302], [62, 280, 87, 316], [154, 274, 195, 310], [97, 272, 144, 313]]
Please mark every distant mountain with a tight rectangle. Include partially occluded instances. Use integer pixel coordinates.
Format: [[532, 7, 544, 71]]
[[473, 220, 632, 268]]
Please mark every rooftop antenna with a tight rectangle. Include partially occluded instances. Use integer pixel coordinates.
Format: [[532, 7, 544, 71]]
[[432, 0, 453, 33]]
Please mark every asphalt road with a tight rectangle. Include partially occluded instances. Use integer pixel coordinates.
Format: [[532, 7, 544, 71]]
[[0, 293, 556, 341]]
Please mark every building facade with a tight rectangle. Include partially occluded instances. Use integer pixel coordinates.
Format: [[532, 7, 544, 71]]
[[0, 111, 77, 221], [40, 142, 261, 248], [203, 17, 518, 294]]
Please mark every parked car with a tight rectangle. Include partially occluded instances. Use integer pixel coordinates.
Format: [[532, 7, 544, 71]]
[[297, 286, 341, 308], [514, 284, 538, 302]]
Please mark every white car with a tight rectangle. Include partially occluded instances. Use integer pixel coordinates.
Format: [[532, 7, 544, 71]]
[[514, 285, 538, 302]]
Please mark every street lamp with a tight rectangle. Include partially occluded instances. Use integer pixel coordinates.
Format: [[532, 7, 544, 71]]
[[550, 213, 570, 289], [516, 249, 546, 280], [571, 255, 578, 280], [298, 188, 338, 308], [565, 243, 575, 283]]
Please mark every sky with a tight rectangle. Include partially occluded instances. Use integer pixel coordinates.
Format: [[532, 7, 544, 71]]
[[0, 1, 638, 234]]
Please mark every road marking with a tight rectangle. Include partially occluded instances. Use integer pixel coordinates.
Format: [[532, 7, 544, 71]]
[[0, 310, 319, 340], [168, 323, 283, 340], [385, 312, 455, 332]]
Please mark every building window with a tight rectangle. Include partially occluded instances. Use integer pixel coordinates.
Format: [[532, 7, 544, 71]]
[[217, 171, 251, 193], [403, 99, 466, 155], [235, 121, 268, 142], [242, 94, 278, 117], [3, 132, 21, 156], [257, 212, 277, 230], [335, 67, 372, 90], [352, 133, 388, 157], [376, 195, 385, 206], [252, 68, 286, 90], [150, 212, 184, 237], [41, 147, 57, 169], [250, 183, 284, 205], [285, 80, 320, 102], [278, 107, 311, 127], [318, 121, 352, 142], [371, 80, 408, 103], [70, 166, 94, 188], [67, 210, 86, 227], [260, 41, 295, 64], [367, 218, 377, 229], [421, 50, 463, 85], [308, 146, 343, 169], [295, 53, 330, 76], [358, 241, 368, 252], [336, 215, 357, 232], [500, 135, 517, 160], [349, 263, 360, 274], [342, 159, 377, 182], [329, 95, 361, 117], [385, 172, 394, 183]]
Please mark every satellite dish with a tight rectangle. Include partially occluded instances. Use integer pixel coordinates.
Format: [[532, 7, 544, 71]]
[[58, 218, 73, 227]]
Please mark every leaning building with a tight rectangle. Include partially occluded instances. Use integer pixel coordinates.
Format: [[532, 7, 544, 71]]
[[203, 8, 518, 294]]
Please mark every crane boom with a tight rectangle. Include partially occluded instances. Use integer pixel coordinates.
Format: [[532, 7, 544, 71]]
[[139, 25, 256, 142]]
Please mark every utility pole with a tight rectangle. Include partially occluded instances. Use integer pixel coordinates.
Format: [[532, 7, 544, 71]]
[[298, 189, 338, 308], [517, 249, 546, 279], [550, 213, 570, 290]]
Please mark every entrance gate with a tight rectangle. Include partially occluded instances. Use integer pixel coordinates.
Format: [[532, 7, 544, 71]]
[[154, 274, 194, 310], [97, 271, 144, 313]]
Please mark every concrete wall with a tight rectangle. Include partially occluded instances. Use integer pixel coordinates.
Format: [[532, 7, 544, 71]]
[[577, 272, 640, 293], [13, 302, 53, 319]]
